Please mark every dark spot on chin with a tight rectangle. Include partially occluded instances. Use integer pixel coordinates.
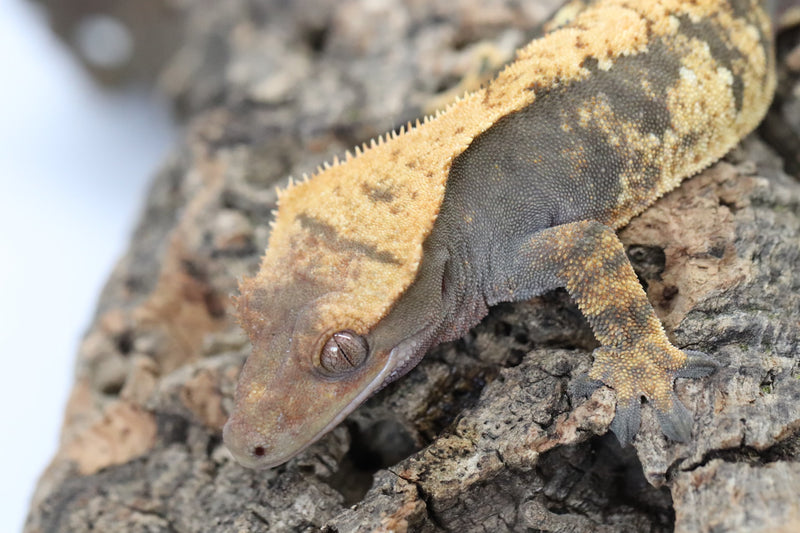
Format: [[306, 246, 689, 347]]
[[254, 446, 266, 457]]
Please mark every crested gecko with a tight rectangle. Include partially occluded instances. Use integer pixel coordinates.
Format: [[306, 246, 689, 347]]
[[223, 0, 784, 469]]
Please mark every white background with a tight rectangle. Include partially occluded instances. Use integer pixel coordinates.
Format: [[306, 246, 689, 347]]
[[0, 0, 175, 530]]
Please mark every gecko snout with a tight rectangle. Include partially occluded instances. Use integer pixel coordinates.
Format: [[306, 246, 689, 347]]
[[222, 413, 273, 469]]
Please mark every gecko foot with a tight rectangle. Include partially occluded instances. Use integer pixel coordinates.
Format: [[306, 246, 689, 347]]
[[575, 345, 718, 446]]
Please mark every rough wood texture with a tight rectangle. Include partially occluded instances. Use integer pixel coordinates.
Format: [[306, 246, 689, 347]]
[[26, 1, 800, 532]]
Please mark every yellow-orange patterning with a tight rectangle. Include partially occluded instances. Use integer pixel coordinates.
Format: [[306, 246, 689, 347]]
[[224, 0, 779, 468]]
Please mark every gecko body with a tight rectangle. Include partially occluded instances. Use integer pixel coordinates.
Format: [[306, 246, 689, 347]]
[[224, 0, 779, 468]]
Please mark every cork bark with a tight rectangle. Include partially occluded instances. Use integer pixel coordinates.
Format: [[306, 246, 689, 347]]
[[26, 0, 800, 532]]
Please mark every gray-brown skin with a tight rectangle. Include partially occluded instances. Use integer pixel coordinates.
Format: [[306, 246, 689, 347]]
[[224, 0, 778, 469]]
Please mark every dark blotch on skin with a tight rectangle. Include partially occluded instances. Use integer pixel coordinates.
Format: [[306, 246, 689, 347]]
[[579, 44, 677, 137], [676, 14, 746, 111], [727, 0, 754, 22], [360, 182, 395, 203], [297, 213, 401, 265]]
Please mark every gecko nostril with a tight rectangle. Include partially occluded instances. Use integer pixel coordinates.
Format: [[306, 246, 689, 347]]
[[253, 446, 266, 457]]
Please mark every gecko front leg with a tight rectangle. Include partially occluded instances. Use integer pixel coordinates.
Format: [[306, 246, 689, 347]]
[[506, 220, 718, 444]]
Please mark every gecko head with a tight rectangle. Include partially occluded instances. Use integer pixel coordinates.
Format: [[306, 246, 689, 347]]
[[222, 262, 419, 469], [222, 139, 446, 468]]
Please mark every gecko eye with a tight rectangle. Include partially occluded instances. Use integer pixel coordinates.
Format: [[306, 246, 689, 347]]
[[319, 330, 368, 374]]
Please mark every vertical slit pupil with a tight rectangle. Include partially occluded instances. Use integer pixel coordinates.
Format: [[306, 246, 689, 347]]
[[335, 337, 355, 366]]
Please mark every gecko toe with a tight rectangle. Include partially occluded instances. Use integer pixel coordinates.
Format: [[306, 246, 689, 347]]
[[609, 397, 642, 447], [654, 394, 693, 442], [609, 394, 695, 445], [569, 374, 604, 398], [675, 350, 719, 379], [590, 345, 715, 446]]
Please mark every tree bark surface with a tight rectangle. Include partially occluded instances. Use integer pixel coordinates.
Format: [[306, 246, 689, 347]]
[[26, 1, 800, 532]]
